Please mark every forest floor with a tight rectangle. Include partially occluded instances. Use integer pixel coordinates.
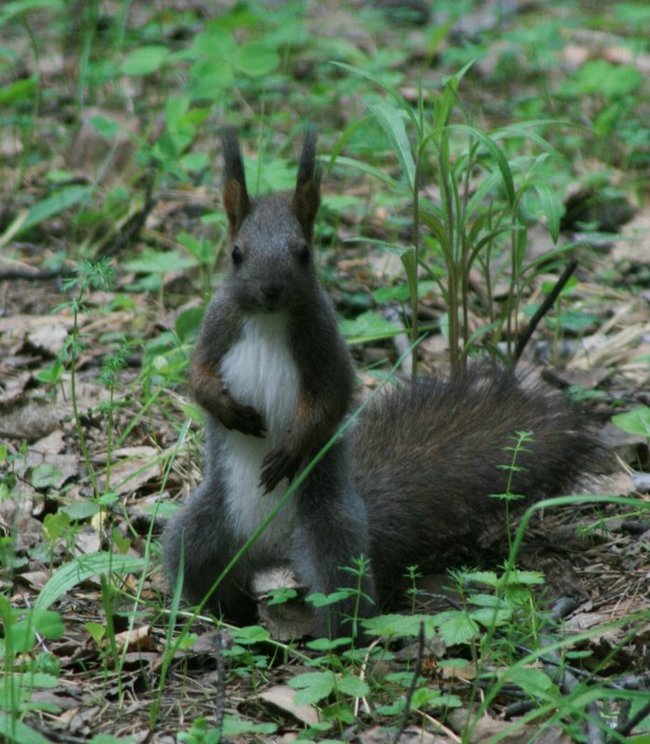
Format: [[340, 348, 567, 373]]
[[1, 1, 649, 742]]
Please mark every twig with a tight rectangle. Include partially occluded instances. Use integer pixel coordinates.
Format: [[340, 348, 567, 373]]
[[0, 265, 69, 281], [514, 259, 578, 363], [614, 699, 650, 738], [419, 710, 462, 742]]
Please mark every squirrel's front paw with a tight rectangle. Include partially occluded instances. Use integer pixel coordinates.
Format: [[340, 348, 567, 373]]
[[259, 446, 301, 494], [220, 394, 266, 437]]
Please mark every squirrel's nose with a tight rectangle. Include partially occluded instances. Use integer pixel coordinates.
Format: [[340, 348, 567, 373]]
[[261, 283, 283, 306]]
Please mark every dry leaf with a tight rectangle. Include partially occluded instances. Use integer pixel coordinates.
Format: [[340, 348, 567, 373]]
[[612, 210, 650, 265], [361, 725, 447, 743], [15, 570, 49, 591], [0, 371, 32, 405], [259, 684, 320, 726], [27, 321, 70, 356], [0, 396, 59, 440], [95, 446, 162, 495], [114, 625, 155, 653], [31, 430, 67, 455], [447, 709, 571, 743]]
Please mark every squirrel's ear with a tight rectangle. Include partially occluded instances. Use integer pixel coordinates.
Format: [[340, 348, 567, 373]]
[[221, 128, 251, 238], [292, 128, 321, 242]]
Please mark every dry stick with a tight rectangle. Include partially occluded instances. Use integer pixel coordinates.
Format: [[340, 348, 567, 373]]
[[614, 699, 650, 739], [0, 266, 68, 281], [514, 259, 578, 364], [392, 621, 425, 744]]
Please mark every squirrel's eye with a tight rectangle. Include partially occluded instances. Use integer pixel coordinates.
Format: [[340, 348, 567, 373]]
[[297, 240, 310, 264], [232, 245, 243, 266]]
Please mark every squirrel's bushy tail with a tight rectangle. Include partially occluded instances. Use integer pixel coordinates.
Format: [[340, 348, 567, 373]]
[[352, 368, 601, 603]]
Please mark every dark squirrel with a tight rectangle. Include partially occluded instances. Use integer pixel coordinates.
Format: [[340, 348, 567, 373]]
[[162, 130, 598, 635]]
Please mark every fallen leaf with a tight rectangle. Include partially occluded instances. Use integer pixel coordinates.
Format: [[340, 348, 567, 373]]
[[114, 625, 155, 653], [0, 371, 32, 405], [31, 689, 81, 711], [27, 321, 70, 356], [447, 709, 571, 743], [31, 430, 67, 455], [360, 725, 446, 743], [0, 396, 59, 440], [599, 422, 649, 467], [74, 527, 101, 555], [612, 210, 650, 265], [0, 488, 43, 551], [95, 446, 162, 495], [15, 570, 49, 591], [259, 684, 320, 726], [25, 451, 78, 489]]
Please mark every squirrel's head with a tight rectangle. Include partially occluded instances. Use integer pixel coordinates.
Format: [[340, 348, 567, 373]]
[[221, 129, 322, 313]]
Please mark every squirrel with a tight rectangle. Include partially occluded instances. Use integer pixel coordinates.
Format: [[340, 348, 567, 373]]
[[162, 129, 599, 635]]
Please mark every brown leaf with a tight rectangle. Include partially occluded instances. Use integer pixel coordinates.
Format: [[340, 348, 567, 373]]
[[0, 488, 43, 551], [25, 451, 79, 489], [31, 430, 67, 455], [447, 710, 571, 743], [73, 526, 101, 555], [361, 725, 446, 743], [612, 210, 650, 265], [27, 321, 70, 356], [259, 684, 320, 726], [0, 371, 32, 405], [95, 446, 162, 496], [0, 396, 59, 440], [114, 625, 156, 653], [15, 570, 49, 591]]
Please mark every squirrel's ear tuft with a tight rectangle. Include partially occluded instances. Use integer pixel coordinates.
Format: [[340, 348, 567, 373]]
[[221, 128, 251, 238], [292, 127, 321, 242]]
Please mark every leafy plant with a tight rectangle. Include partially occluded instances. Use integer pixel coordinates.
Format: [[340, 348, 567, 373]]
[[55, 259, 116, 499], [0, 550, 144, 744], [560, 60, 645, 164], [612, 406, 650, 442], [336, 64, 571, 373]]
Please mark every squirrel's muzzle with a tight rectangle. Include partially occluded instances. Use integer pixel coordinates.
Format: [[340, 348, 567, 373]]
[[260, 283, 284, 310]]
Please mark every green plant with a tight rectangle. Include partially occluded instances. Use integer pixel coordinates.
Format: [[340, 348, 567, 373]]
[[0, 594, 64, 744], [561, 60, 644, 163], [335, 64, 572, 373], [56, 259, 116, 498], [612, 405, 650, 443], [490, 430, 533, 557], [1, 550, 144, 744]]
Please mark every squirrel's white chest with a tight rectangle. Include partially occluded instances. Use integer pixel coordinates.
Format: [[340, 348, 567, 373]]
[[220, 313, 299, 433], [218, 313, 300, 549]]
